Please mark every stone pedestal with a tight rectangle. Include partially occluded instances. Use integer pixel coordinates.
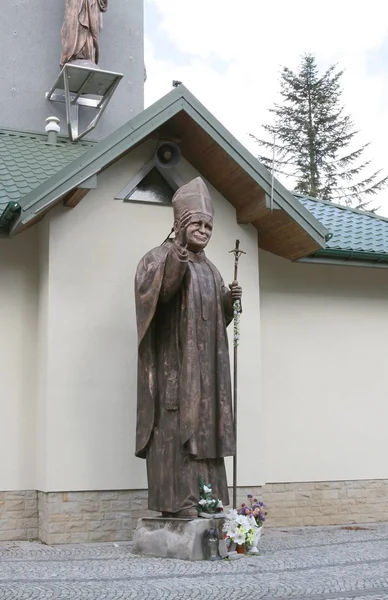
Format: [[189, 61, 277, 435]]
[[133, 517, 225, 561]]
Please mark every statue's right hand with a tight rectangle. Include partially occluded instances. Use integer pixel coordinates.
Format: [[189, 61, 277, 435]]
[[176, 210, 192, 248]]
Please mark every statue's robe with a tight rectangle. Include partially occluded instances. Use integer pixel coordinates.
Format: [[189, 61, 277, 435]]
[[60, 0, 108, 67], [135, 240, 236, 513]]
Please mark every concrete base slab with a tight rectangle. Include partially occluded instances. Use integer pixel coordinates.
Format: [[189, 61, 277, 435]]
[[133, 517, 225, 561]]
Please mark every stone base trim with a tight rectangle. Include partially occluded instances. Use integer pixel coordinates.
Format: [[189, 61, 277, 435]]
[[1, 480, 387, 544], [259, 479, 388, 527], [38, 491, 156, 545], [0, 491, 38, 542]]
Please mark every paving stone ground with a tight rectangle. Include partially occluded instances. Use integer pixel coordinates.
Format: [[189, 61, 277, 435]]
[[0, 523, 387, 599]]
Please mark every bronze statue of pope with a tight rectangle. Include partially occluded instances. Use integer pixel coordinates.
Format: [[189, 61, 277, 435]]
[[135, 177, 242, 517]]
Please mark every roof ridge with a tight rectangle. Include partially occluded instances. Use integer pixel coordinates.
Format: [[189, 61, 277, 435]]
[[294, 193, 388, 225]]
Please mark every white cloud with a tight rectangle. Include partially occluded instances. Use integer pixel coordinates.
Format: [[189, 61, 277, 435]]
[[150, 0, 388, 60], [145, 0, 388, 212]]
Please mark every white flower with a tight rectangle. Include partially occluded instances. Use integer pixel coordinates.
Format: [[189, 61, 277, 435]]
[[225, 524, 237, 537], [203, 485, 212, 494], [235, 514, 247, 524], [198, 499, 207, 506], [223, 508, 239, 534], [247, 515, 259, 529], [236, 515, 250, 532], [234, 531, 246, 545]]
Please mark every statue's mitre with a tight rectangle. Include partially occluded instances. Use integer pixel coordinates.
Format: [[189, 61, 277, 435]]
[[172, 177, 214, 221]]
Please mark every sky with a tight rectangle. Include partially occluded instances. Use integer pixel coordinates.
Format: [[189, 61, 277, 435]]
[[144, 0, 388, 214]]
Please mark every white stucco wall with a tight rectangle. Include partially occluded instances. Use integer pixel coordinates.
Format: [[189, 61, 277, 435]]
[[260, 250, 388, 484], [6, 152, 387, 495], [0, 228, 38, 490], [38, 142, 261, 492]]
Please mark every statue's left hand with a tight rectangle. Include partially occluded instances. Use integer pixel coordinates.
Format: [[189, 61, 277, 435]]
[[229, 281, 242, 301]]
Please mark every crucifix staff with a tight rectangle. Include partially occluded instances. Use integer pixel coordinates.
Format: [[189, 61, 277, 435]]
[[229, 239, 246, 509]]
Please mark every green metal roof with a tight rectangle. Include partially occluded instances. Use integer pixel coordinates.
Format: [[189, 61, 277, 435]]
[[0, 128, 94, 231], [1, 89, 387, 267], [296, 194, 388, 264], [7, 86, 386, 267]]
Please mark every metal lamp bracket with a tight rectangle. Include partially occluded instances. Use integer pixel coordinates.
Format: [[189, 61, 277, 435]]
[[45, 64, 123, 142]]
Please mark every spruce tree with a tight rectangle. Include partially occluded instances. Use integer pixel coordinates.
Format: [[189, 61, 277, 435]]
[[250, 53, 387, 209]]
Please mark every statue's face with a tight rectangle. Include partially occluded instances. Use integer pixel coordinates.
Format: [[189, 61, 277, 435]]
[[186, 214, 213, 252]]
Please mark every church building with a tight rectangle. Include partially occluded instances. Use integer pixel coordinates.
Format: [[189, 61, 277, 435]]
[[0, 1, 387, 544]]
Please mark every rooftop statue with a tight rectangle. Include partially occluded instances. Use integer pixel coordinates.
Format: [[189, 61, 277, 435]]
[[60, 0, 108, 68]]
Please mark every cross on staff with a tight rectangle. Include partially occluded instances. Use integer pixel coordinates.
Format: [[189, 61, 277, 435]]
[[229, 239, 246, 509]]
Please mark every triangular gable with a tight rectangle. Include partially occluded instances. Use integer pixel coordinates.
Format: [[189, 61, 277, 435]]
[[123, 167, 175, 205], [114, 158, 183, 205], [9, 85, 330, 260]]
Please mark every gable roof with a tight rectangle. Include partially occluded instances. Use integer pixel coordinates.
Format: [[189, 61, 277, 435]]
[[6, 85, 328, 261], [297, 194, 388, 265], [0, 128, 94, 231]]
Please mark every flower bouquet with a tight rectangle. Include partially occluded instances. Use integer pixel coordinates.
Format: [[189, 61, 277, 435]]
[[222, 509, 258, 553], [240, 494, 267, 527], [223, 495, 268, 554], [197, 477, 224, 516], [239, 494, 268, 553]]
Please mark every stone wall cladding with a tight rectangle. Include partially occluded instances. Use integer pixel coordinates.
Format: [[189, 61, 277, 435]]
[[0, 491, 38, 541], [260, 480, 388, 527], [38, 490, 156, 545], [2, 480, 388, 544]]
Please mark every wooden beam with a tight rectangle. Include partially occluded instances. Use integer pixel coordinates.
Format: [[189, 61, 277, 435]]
[[63, 188, 90, 208], [236, 189, 267, 224], [11, 193, 68, 236], [15, 213, 45, 234]]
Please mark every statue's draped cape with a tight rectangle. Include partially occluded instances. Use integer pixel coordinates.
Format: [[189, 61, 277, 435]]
[[135, 241, 236, 462]]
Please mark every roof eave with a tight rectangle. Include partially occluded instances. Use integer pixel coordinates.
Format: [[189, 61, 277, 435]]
[[180, 91, 328, 248]]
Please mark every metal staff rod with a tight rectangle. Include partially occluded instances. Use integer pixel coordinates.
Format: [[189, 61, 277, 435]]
[[229, 239, 246, 509]]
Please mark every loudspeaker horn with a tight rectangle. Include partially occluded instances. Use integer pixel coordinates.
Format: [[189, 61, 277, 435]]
[[155, 141, 181, 169]]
